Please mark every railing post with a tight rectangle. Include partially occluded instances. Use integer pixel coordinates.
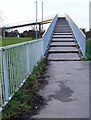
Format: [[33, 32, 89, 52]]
[[0, 48, 3, 112], [2, 48, 9, 101], [26, 43, 30, 75]]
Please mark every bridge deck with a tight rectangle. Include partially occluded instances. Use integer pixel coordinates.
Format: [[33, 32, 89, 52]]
[[32, 61, 89, 119], [31, 17, 89, 119]]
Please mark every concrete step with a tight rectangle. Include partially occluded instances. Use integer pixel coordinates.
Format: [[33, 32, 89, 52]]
[[52, 35, 74, 38], [52, 37, 74, 39], [52, 38, 75, 41], [53, 33, 73, 35], [54, 28, 72, 31], [54, 30, 72, 33], [49, 47, 78, 53], [48, 51, 78, 53], [51, 39, 74, 42], [50, 42, 76, 46], [56, 22, 68, 25], [55, 27, 71, 29], [50, 44, 76, 47], [51, 38, 75, 42], [48, 53, 80, 61], [56, 24, 69, 26], [52, 37, 74, 40]]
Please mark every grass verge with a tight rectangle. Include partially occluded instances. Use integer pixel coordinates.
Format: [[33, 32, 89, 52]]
[[86, 39, 91, 60], [2, 37, 34, 46], [2, 58, 47, 120]]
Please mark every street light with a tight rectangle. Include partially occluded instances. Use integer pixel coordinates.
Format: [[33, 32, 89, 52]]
[[35, 0, 38, 39], [42, 1, 43, 31]]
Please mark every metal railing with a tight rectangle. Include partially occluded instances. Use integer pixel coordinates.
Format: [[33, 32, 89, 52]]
[[0, 39, 43, 110], [0, 14, 58, 111], [65, 14, 86, 58], [43, 14, 58, 53]]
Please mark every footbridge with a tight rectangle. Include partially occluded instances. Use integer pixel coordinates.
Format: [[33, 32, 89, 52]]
[[2, 18, 52, 37], [44, 14, 86, 58], [0, 14, 89, 119]]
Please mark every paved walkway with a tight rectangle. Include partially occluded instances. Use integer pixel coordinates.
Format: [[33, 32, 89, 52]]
[[31, 18, 89, 119], [32, 61, 89, 119]]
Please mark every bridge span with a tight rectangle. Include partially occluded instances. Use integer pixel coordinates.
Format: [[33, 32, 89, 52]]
[[2, 18, 52, 37]]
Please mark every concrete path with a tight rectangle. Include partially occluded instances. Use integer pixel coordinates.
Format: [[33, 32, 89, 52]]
[[31, 18, 89, 119], [32, 61, 89, 119]]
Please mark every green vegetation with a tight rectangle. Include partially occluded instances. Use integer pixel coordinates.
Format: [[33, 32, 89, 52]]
[[2, 37, 34, 46], [2, 58, 47, 120], [86, 39, 91, 60]]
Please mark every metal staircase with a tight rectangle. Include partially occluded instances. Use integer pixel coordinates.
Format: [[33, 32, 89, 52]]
[[48, 17, 80, 61]]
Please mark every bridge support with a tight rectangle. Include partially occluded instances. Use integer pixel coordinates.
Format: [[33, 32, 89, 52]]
[[2, 29, 6, 37], [39, 23, 42, 38], [0, 28, 2, 37]]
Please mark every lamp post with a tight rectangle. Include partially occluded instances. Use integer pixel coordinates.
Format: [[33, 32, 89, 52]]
[[42, 1, 43, 31], [89, 1, 91, 30], [35, 0, 38, 39]]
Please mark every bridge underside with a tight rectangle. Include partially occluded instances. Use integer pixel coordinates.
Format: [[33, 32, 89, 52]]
[[2, 19, 52, 38]]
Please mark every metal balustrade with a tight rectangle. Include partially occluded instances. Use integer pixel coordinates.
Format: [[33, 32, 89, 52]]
[[43, 14, 58, 53], [0, 39, 43, 110], [0, 15, 57, 111], [65, 14, 86, 58]]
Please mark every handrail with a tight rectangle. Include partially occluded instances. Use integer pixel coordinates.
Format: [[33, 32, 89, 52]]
[[0, 38, 44, 112], [43, 14, 58, 54], [65, 14, 86, 58]]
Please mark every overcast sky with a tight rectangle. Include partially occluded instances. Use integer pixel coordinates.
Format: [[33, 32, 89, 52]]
[[0, 0, 90, 31]]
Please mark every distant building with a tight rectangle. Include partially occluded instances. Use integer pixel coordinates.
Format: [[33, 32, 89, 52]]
[[89, 1, 91, 30]]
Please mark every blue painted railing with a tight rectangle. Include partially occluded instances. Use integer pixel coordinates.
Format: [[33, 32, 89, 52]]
[[43, 14, 58, 54], [0, 14, 58, 112], [65, 14, 86, 58], [0, 39, 43, 112]]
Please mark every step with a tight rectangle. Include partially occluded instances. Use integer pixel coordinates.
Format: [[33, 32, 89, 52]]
[[56, 22, 68, 25], [52, 35, 74, 38], [55, 26, 71, 28], [50, 44, 76, 47], [48, 53, 80, 61], [54, 28, 72, 31], [54, 30, 72, 33], [50, 42, 76, 46], [49, 47, 78, 53], [53, 33, 73, 35], [51, 40, 74, 42], [52, 37, 74, 39], [48, 51, 78, 53], [51, 38, 75, 42], [52, 38, 75, 41], [55, 25, 70, 27], [56, 23, 68, 25]]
